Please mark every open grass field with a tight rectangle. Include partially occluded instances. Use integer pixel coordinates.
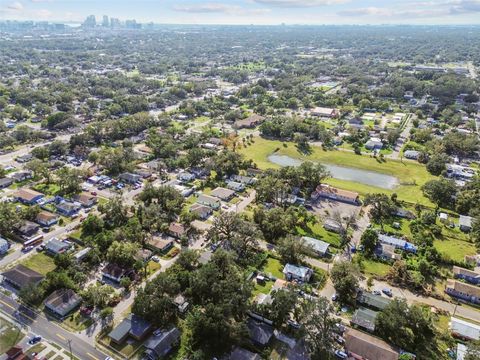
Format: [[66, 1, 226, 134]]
[[359, 258, 391, 277], [239, 137, 436, 205], [262, 257, 284, 279], [296, 222, 341, 248], [0, 318, 24, 354], [434, 236, 476, 263], [22, 252, 56, 275]]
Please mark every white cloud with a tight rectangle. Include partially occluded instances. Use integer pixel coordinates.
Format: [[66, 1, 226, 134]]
[[251, 0, 350, 7], [174, 2, 270, 16], [7, 1, 24, 11]]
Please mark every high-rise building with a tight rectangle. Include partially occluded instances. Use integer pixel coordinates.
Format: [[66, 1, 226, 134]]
[[102, 15, 109, 27], [110, 17, 121, 29], [82, 15, 96, 28]]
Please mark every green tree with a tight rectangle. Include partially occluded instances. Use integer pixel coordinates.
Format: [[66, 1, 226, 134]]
[[360, 229, 379, 257], [277, 235, 311, 264], [421, 179, 457, 209], [364, 193, 396, 230], [330, 261, 360, 304]]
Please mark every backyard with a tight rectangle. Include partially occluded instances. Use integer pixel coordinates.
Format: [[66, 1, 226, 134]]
[[0, 318, 24, 354], [21, 252, 56, 275]]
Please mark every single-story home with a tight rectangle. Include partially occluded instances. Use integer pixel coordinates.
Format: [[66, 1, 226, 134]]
[[210, 187, 235, 201], [311, 184, 360, 205], [357, 292, 391, 311], [375, 243, 402, 262], [10, 171, 33, 182], [5, 345, 24, 360], [311, 107, 339, 118], [2, 264, 43, 289], [189, 203, 213, 220], [283, 263, 313, 283], [234, 114, 265, 129], [247, 318, 274, 347], [450, 317, 480, 341], [301, 236, 330, 257], [345, 328, 399, 360], [459, 215, 473, 232], [74, 193, 98, 208], [177, 171, 195, 183], [0, 177, 13, 189], [365, 137, 384, 151], [14, 188, 44, 205], [55, 201, 81, 217], [16, 154, 33, 163], [445, 279, 480, 304], [44, 288, 82, 318], [147, 237, 174, 253], [109, 314, 152, 344], [73, 247, 91, 262], [226, 181, 245, 192], [197, 194, 221, 210], [36, 211, 59, 227], [453, 266, 480, 285], [168, 222, 186, 239], [45, 239, 70, 255], [351, 308, 378, 332], [102, 263, 128, 283], [144, 327, 181, 360], [404, 150, 420, 160], [230, 174, 255, 185], [323, 219, 343, 233], [16, 221, 40, 239], [119, 172, 142, 184], [378, 233, 417, 253]]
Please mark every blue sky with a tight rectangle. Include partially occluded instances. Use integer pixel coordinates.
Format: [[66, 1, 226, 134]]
[[1, 0, 480, 25]]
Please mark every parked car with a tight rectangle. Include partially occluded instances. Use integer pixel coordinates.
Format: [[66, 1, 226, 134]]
[[22, 246, 34, 253], [90, 191, 97, 196], [28, 335, 42, 345], [382, 288, 393, 297], [334, 350, 348, 359], [372, 290, 381, 296], [151, 256, 160, 263], [333, 334, 345, 345]]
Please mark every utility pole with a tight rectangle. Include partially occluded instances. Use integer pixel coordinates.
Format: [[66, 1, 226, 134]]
[[67, 339, 73, 360]]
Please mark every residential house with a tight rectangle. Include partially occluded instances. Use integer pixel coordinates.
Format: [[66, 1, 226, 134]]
[[0, 177, 13, 189], [365, 137, 384, 150], [5, 345, 23, 360], [450, 317, 480, 341], [459, 215, 473, 232], [246, 168, 263, 177], [2, 264, 43, 289], [229, 348, 262, 360], [73, 247, 91, 262], [173, 294, 189, 314], [108, 314, 152, 344], [16, 221, 40, 239], [147, 237, 174, 253], [177, 171, 195, 183], [189, 203, 213, 220], [283, 263, 313, 282], [119, 172, 142, 184], [311, 184, 360, 205], [168, 223, 186, 239], [230, 174, 255, 185], [102, 263, 128, 283], [15, 154, 33, 163], [445, 279, 480, 304], [10, 171, 33, 182], [45, 239, 70, 255], [227, 181, 246, 192], [357, 292, 391, 311], [395, 208, 416, 219], [345, 328, 399, 360], [247, 319, 274, 347], [55, 201, 81, 217], [0, 237, 9, 255], [14, 188, 44, 205], [311, 107, 339, 118], [351, 308, 378, 332], [378, 233, 417, 253], [375, 243, 402, 262], [210, 187, 235, 201], [144, 327, 181, 360], [453, 266, 480, 285], [404, 150, 420, 160], [197, 194, 221, 210], [36, 211, 59, 227], [301, 236, 330, 257], [74, 193, 98, 208], [234, 114, 265, 129], [323, 219, 343, 233], [44, 288, 82, 318]]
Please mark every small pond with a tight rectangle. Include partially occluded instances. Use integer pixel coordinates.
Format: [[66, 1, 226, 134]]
[[267, 154, 399, 190]]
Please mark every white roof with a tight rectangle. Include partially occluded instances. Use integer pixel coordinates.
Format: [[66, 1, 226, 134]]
[[302, 236, 330, 255], [459, 215, 472, 228], [451, 317, 480, 340]]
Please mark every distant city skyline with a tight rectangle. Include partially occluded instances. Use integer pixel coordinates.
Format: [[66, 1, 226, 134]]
[[1, 0, 480, 25]]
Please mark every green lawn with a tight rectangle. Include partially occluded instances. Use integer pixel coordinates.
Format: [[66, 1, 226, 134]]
[[99, 334, 141, 357], [0, 319, 24, 354], [296, 222, 341, 248], [33, 183, 60, 196], [434, 237, 476, 263], [358, 257, 391, 277], [21, 252, 56, 275], [262, 257, 284, 279], [63, 311, 94, 332], [253, 279, 274, 296], [239, 137, 436, 205]]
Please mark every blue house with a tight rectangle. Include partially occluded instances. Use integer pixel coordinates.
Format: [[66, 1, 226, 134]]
[[14, 188, 44, 205], [378, 234, 417, 253], [55, 201, 81, 217], [453, 266, 480, 285], [446, 280, 480, 304]]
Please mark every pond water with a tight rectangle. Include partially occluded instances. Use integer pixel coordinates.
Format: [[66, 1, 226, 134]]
[[267, 154, 399, 190]]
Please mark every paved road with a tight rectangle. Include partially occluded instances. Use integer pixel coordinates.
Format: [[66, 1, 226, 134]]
[[0, 292, 107, 360]]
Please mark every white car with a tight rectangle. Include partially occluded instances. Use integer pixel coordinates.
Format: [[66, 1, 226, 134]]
[[151, 256, 160, 263]]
